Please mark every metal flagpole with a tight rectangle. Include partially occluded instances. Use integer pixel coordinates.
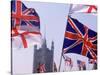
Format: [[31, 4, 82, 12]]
[[58, 50, 63, 71], [58, 4, 73, 72]]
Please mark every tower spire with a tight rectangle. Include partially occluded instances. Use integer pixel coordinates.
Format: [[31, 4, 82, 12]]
[[51, 40, 54, 50], [42, 25, 47, 48]]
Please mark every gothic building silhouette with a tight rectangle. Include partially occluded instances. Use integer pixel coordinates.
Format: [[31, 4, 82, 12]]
[[33, 38, 54, 73]]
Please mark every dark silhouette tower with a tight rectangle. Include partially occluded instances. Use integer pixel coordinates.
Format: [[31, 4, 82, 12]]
[[33, 38, 54, 73]]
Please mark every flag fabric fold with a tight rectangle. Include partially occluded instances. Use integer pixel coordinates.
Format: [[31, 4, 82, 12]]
[[70, 4, 97, 14], [11, 1, 40, 28], [11, 1, 42, 48], [62, 16, 97, 60]]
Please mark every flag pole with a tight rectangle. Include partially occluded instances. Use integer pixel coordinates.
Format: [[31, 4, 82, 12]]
[[58, 50, 63, 71], [58, 4, 73, 72]]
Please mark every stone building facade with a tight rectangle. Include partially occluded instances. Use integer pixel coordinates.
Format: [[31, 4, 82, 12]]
[[33, 39, 54, 73]]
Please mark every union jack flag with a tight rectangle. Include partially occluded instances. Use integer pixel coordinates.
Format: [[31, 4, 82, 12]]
[[77, 60, 86, 70], [11, 27, 41, 48], [11, 1, 40, 29], [64, 56, 73, 67], [70, 4, 97, 14], [37, 64, 46, 73], [89, 59, 97, 64], [11, 1, 41, 48], [63, 16, 97, 60]]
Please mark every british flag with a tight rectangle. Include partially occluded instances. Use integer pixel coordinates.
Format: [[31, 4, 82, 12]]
[[89, 59, 97, 64], [37, 64, 46, 73], [70, 4, 97, 14], [77, 60, 86, 70], [63, 16, 97, 60], [64, 56, 73, 67], [11, 1, 41, 48], [11, 0, 40, 29]]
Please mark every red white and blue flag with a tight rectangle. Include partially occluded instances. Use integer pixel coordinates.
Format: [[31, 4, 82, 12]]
[[38, 64, 46, 73], [63, 16, 97, 60], [70, 4, 97, 14], [89, 59, 97, 64], [11, 0, 40, 29], [64, 56, 73, 67], [11, 1, 42, 48], [77, 60, 86, 70]]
